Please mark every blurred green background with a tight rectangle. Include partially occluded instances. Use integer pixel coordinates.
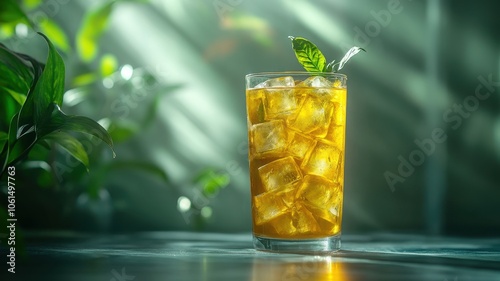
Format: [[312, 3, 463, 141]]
[[0, 0, 499, 236]]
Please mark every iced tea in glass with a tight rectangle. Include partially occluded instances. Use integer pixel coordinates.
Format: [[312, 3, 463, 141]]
[[245, 72, 347, 253]]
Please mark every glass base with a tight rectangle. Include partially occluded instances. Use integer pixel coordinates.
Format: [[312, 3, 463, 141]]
[[253, 233, 341, 254]]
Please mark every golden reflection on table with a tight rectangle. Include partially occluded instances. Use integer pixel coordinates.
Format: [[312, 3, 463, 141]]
[[251, 256, 348, 281]]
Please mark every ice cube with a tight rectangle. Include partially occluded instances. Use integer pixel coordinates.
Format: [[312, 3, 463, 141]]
[[330, 102, 345, 126], [250, 120, 287, 158], [255, 76, 295, 88], [287, 130, 315, 160], [264, 88, 298, 119], [253, 187, 296, 225], [296, 175, 342, 230], [270, 213, 294, 235], [296, 175, 341, 209], [246, 89, 266, 125], [301, 140, 342, 179], [335, 152, 344, 185], [258, 156, 302, 191], [288, 96, 333, 137], [300, 76, 334, 88], [292, 204, 321, 234], [272, 203, 320, 236], [314, 207, 341, 235], [325, 125, 345, 150]]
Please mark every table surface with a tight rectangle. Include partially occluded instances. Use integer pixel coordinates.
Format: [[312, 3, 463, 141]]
[[5, 232, 500, 281]]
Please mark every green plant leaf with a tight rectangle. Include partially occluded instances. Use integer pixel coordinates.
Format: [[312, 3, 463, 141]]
[[0, 34, 115, 178], [19, 32, 65, 128], [38, 18, 70, 53], [43, 131, 89, 169], [1, 112, 37, 174], [76, 1, 115, 62], [37, 103, 115, 156], [288, 36, 327, 73], [0, 91, 21, 133], [288, 36, 365, 73], [0, 43, 34, 93], [1, 88, 27, 105], [0, 131, 7, 151]]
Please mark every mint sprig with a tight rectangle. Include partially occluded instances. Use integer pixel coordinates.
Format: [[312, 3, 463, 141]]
[[289, 36, 365, 73]]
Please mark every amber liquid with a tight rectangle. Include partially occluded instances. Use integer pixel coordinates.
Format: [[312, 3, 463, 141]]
[[247, 83, 346, 239]]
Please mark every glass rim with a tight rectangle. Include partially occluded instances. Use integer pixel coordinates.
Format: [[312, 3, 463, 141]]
[[245, 71, 347, 80]]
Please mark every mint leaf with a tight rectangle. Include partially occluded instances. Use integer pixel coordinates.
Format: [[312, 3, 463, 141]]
[[288, 36, 327, 72], [336, 46, 365, 71], [289, 36, 365, 73]]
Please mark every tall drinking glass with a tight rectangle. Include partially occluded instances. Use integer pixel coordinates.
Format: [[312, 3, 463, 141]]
[[245, 72, 347, 253]]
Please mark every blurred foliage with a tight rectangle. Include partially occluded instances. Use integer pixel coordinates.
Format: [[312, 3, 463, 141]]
[[76, 1, 114, 62], [0, 0, 232, 231], [176, 168, 230, 230], [193, 168, 230, 198], [0, 34, 113, 178], [0, 5, 115, 236], [38, 17, 69, 52]]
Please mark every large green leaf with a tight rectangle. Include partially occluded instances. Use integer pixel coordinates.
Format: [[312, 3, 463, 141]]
[[19, 33, 65, 129], [1, 103, 114, 176], [0, 94, 19, 132], [37, 103, 114, 156], [76, 1, 115, 62], [42, 131, 89, 169], [0, 34, 114, 177], [0, 112, 37, 174], [288, 36, 327, 73], [1, 87, 27, 105], [0, 131, 7, 151], [0, 43, 34, 93]]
